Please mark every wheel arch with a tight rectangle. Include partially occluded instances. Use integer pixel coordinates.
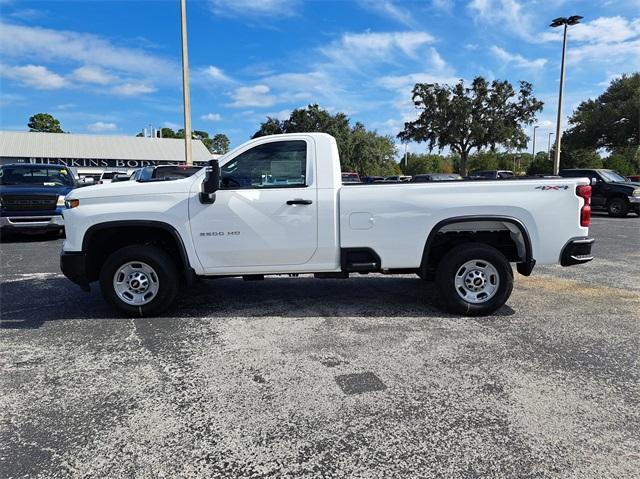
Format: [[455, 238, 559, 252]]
[[82, 220, 194, 283], [420, 215, 534, 277]]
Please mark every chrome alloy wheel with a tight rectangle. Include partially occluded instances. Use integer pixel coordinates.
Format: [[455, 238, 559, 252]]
[[454, 259, 500, 304], [113, 261, 160, 306]]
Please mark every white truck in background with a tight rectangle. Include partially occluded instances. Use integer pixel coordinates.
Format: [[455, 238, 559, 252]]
[[60, 133, 594, 317]]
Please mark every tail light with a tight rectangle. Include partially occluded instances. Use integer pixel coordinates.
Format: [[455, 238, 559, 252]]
[[576, 185, 591, 227]]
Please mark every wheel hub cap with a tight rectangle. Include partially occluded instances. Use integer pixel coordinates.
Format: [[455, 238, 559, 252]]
[[454, 259, 500, 304], [113, 261, 160, 306]]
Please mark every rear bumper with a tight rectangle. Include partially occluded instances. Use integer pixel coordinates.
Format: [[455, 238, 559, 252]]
[[560, 237, 595, 266], [60, 251, 90, 291]]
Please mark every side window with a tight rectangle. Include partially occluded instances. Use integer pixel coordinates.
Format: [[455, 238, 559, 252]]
[[220, 140, 307, 189]]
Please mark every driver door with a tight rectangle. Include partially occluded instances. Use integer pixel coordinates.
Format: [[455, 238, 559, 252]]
[[189, 138, 318, 271]]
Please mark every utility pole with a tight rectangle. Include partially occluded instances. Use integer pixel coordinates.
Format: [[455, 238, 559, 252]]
[[180, 0, 193, 165], [550, 15, 582, 175], [403, 143, 408, 171], [532, 125, 539, 161]]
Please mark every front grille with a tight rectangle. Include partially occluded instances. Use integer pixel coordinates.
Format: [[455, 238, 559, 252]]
[[1, 195, 58, 211]]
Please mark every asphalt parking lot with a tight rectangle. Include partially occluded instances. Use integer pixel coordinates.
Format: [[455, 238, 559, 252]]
[[1, 213, 639, 478]]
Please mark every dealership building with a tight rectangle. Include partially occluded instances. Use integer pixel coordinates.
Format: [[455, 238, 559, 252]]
[[0, 131, 216, 178]]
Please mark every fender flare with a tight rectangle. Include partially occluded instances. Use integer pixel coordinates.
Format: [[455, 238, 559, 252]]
[[420, 215, 535, 276], [82, 220, 193, 277]]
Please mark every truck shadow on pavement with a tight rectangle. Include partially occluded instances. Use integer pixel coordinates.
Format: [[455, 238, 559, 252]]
[[0, 275, 515, 328]]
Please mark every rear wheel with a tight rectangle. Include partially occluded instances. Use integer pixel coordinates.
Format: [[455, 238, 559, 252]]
[[435, 243, 513, 316], [607, 198, 628, 217], [99, 245, 179, 317]]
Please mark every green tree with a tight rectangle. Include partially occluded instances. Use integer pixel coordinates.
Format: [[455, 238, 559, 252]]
[[253, 104, 397, 176], [605, 149, 639, 176], [161, 127, 178, 138], [28, 113, 64, 133], [211, 133, 230, 154], [563, 73, 640, 154], [560, 148, 603, 169], [398, 77, 543, 175], [468, 151, 499, 172], [526, 153, 553, 176], [401, 153, 450, 175]]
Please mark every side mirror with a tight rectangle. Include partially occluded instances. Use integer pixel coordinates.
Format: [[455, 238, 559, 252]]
[[200, 159, 220, 204], [590, 177, 598, 186]]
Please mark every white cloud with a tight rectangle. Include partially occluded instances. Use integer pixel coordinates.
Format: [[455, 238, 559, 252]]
[[358, 1, 416, 27], [87, 121, 117, 132], [565, 17, 640, 69], [468, 0, 537, 42], [378, 72, 461, 90], [209, 0, 298, 17], [111, 82, 156, 96], [570, 16, 640, 44], [431, 0, 454, 13], [201, 113, 222, 121], [490, 46, 547, 69], [320, 31, 435, 70], [0, 22, 175, 79], [1, 64, 66, 89], [229, 84, 277, 107], [376, 47, 456, 90], [72, 65, 116, 85], [200, 65, 234, 83]]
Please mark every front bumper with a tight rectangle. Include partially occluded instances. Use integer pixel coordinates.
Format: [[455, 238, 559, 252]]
[[560, 237, 595, 266], [60, 251, 90, 291], [1, 210, 64, 232]]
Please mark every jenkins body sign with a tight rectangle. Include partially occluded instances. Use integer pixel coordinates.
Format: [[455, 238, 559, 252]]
[[11, 157, 206, 168]]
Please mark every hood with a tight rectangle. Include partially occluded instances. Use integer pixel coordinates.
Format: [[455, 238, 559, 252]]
[[0, 184, 74, 197], [67, 174, 199, 200]]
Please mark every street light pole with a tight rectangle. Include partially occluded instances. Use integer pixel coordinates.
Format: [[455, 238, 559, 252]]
[[532, 125, 539, 161], [550, 15, 582, 175], [180, 0, 193, 166], [548, 132, 554, 162]]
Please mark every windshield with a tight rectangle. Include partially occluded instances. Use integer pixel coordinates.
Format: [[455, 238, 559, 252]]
[[0, 166, 75, 186], [600, 170, 628, 183], [154, 166, 202, 179]]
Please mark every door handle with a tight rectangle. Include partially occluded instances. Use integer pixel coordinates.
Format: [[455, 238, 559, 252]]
[[286, 199, 313, 205]]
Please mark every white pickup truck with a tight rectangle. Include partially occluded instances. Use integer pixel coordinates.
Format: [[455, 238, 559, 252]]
[[61, 133, 594, 317]]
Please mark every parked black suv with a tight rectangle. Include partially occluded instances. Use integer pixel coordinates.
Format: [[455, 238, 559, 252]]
[[559, 169, 640, 217]]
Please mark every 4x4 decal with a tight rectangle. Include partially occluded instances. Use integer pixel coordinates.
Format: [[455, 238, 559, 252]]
[[535, 185, 569, 190]]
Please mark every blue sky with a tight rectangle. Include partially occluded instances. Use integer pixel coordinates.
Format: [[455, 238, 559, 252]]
[[1, 0, 639, 156]]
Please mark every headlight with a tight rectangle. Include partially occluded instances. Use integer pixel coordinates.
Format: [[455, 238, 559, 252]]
[[633, 189, 640, 197], [57, 195, 66, 207], [65, 199, 80, 209]]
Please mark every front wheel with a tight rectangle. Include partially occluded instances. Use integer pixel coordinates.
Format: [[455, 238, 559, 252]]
[[435, 243, 513, 316], [607, 198, 629, 217], [99, 245, 179, 317]]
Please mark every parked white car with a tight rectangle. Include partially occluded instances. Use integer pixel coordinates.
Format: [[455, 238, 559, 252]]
[[61, 133, 594, 317]]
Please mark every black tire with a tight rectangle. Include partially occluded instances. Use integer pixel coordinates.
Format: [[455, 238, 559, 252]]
[[607, 197, 629, 217], [99, 245, 179, 317], [435, 243, 513, 316]]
